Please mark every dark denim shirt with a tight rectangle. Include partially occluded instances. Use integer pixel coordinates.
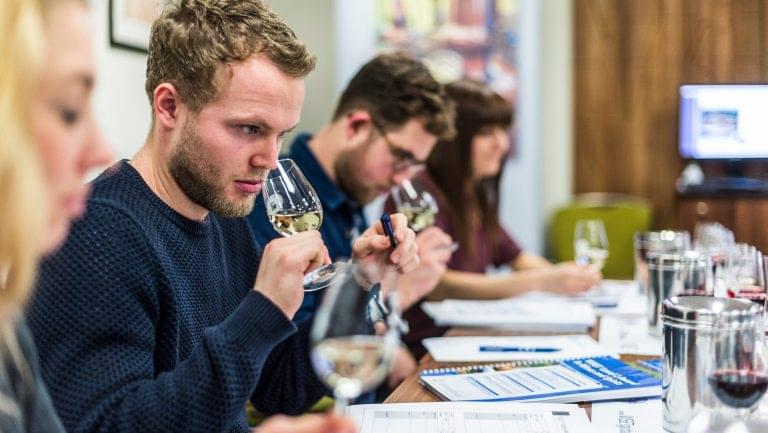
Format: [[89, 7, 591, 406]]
[[247, 133, 368, 324]]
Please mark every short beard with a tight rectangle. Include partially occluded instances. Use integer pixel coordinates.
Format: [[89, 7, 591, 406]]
[[168, 119, 256, 218], [334, 136, 379, 205]]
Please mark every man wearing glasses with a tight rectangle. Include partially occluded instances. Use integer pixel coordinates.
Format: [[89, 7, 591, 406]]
[[247, 52, 456, 394]]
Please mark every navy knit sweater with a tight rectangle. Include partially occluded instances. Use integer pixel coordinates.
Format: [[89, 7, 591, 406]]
[[27, 161, 327, 433]]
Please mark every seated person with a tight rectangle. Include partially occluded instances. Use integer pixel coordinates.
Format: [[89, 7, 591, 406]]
[[247, 52, 456, 389], [387, 80, 602, 358], [27, 2, 417, 432]]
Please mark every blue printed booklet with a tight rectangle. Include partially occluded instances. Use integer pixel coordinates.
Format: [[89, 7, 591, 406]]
[[419, 356, 661, 403]]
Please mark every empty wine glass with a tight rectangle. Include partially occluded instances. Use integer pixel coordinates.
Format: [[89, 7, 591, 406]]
[[263, 159, 344, 291], [310, 262, 400, 413], [707, 303, 768, 419], [574, 219, 609, 270], [390, 178, 458, 251]]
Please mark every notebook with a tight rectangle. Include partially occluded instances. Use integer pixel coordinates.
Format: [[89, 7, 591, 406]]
[[423, 335, 616, 362], [421, 298, 596, 332], [419, 355, 661, 403]]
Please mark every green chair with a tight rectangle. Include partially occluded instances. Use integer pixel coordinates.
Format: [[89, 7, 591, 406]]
[[548, 193, 652, 279]]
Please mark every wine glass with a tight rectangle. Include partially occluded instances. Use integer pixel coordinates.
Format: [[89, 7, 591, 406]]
[[726, 244, 766, 305], [390, 178, 458, 251], [310, 262, 400, 413], [707, 308, 768, 419], [263, 158, 344, 291], [574, 219, 609, 270]]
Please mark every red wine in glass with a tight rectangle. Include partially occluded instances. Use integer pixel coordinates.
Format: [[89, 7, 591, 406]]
[[708, 369, 768, 409], [726, 285, 767, 305]]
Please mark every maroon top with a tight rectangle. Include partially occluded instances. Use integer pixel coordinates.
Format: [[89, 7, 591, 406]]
[[385, 172, 522, 358]]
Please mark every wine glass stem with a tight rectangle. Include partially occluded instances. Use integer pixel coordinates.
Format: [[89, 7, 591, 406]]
[[333, 391, 349, 415]]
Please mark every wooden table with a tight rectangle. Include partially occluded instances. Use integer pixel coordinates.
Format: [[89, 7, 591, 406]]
[[385, 320, 655, 414]]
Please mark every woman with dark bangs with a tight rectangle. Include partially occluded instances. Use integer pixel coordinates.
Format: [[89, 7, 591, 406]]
[[393, 80, 602, 358]]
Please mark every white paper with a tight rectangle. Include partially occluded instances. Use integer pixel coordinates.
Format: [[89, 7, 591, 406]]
[[422, 298, 595, 332], [591, 399, 663, 433], [347, 402, 593, 433], [423, 335, 616, 362], [522, 280, 645, 316], [599, 315, 662, 356]]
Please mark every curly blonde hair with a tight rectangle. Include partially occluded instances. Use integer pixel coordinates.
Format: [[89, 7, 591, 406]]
[[145, 0, 316, 112]]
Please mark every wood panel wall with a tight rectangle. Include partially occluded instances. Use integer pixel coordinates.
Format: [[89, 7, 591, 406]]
[[574, 0, 768, 229]]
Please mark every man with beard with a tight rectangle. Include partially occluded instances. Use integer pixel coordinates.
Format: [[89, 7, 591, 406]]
[[247, 53, 456, 393], [26, 2, 418, 433]]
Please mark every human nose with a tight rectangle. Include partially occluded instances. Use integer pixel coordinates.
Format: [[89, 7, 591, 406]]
[[250, 136, 281, 171], [495, 129, 510, 152], [81, 117, 113, 174]]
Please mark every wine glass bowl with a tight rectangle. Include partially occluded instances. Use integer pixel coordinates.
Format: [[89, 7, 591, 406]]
[[573, 219, 609, 270], [310, 262, 399, 412], [390, 179, 438, 233], [262, 159, 342, 291], [706, 299, 768, 417]]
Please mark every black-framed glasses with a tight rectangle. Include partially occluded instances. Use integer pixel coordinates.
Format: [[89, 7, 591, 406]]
[[371, 119, 425, 174]]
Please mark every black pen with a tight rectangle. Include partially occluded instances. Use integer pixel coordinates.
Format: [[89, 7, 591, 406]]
[[380, 213, 399, 249]]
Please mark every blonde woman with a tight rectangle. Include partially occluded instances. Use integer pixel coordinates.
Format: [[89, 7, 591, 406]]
[[1, 0, 110, 431], [1, 1, 354, 432]]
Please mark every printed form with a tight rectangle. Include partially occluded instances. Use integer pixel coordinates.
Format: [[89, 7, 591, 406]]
[[347, 402, 592, 433]]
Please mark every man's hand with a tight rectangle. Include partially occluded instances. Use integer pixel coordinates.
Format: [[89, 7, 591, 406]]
[[351, 213, 419, 287], [397, 227, 453, 310], [543, 261, 602, 295], [387, 346, 417, 390], [258, 413, 356, 433], [254, 231, 330, 318]]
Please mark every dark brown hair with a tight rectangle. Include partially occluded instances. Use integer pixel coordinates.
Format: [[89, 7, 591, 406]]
[[145, 0, 316, 112], [426, 79, 513, 253], [332, 52, 455, 140]]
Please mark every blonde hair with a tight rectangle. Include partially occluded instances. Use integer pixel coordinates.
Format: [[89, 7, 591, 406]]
[[0, 0, 48, 378]]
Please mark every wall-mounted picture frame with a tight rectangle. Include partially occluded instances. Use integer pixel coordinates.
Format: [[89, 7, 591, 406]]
[[109, 0, 160, 54]]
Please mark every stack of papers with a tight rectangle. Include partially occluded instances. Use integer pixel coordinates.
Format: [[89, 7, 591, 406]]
[[422, 298, 596, 332], [423, 335, 616, 362], [347, 402, 592, 433], [419, 355, 661, 403], [523, 279, 646, 315]]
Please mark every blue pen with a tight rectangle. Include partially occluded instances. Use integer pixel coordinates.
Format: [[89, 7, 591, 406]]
[[478, 346, 561, 353], [380, 213, 399, 248]]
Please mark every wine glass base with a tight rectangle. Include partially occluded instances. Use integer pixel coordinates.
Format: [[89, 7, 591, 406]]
[[303, 261, 346, 292]]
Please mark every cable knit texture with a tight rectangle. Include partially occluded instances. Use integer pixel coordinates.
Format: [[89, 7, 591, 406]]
[[27, 161, 327, 433]]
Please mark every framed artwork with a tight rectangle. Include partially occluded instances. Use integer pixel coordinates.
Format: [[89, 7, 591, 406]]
[[375, 0, 519, 156], [109, 0, 161, 53]]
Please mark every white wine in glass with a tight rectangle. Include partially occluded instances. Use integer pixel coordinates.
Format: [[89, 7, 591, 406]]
[[574, 219, 609, 271], [311, 262, 399, 413], [312, 335, 391, 400], [263, 159, 343, 291], [268, 211, 323, 236]]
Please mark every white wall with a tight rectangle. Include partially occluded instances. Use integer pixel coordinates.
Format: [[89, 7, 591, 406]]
[[267, 0, 338, 141], [88, 0, 151, 161], [500, 0, 573, 255], [539, 0, 574, 250]]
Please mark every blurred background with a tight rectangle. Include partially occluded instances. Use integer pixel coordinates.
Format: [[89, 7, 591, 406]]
[[96, 0, 768, 258]]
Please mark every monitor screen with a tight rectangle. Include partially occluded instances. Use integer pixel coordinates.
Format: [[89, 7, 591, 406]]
[[679, 84, 768, 159]]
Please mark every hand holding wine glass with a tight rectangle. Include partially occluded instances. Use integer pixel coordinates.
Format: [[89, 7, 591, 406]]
[[263, 159, 344, 291]]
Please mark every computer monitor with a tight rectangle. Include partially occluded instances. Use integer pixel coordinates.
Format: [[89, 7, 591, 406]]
[[679, 84, 768, 160]]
